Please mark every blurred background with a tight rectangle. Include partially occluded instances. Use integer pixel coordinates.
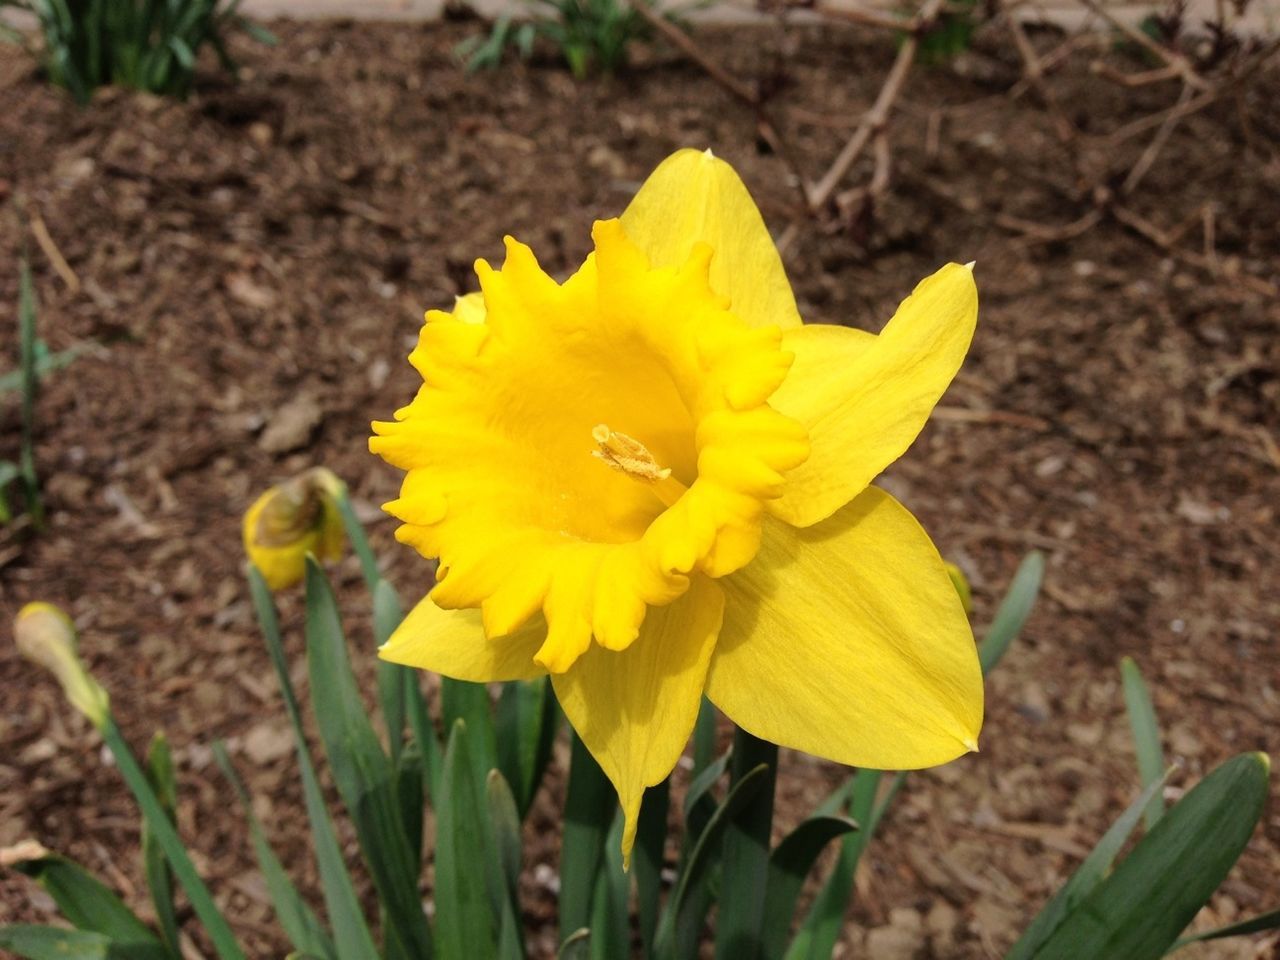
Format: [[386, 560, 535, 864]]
[[1, 0, 1277, 954]]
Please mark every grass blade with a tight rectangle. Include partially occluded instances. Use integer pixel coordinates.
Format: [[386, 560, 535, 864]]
[[761, 816, 859, 960], [1121, 656, 1166, 830], [141, 733, 181, 955], [559, 732, 616, 941], [213, 743, 336, 960], [1029, 753, 1269, 960], [8, 854, 163, 950], [1007, 770, 1170, 960], [978, 550, 1044, 674], [715, 730, 777, 960], [634, 778, 670, 958], [1169, 907, 1280, 951], [246, 564, 379, 959], [303, 559, 433, 959], [436, 719, 499, 959], [0, 926, 115, 959]]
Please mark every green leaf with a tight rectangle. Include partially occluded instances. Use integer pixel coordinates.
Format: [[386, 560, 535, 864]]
[[1169, 906, 1280, 951], [1007, 771, 1171, 960], [761, 816, 859, 960], [442, 678, 498, 797], [1028, 753, 1270, 960], [213, 743, 336, 960], [374, 579, 407, 766], [142, 732, 181, 954], [559, 733, 615, 941], [657, 763, 770, 959], [682, 748, 731, 854], [978, 550, 1044, 675], [99, 718, 245, 960], [247, 565, 379, 960], [495, 677, 559, 819], [692, 696, 717, 776], [17, 258, 43, 528], [634, 778, 670, 958], [784, 767, 884, 960], [9, 855, 163, 951], [303, 559, 433, 959], [556, 928, 591, 960], [436, 719, 499, 960], [487, 769, 524, 905], [589, 813, 629, 960], [0, 926, 116, 959], [1121, 656, 1166, 830], [715, 730, 776, 960], [0, 343, 88, 393]]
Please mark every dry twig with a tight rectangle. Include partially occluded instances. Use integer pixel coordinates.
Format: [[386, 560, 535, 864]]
[[30, 212, 80, 293]]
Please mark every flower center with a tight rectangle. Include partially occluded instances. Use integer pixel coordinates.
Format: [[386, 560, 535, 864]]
[[591, 424, 688, 509], [371, 218, 810, 672]]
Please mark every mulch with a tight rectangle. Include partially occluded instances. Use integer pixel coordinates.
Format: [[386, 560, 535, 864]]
[[1, 16, 1277, 958]]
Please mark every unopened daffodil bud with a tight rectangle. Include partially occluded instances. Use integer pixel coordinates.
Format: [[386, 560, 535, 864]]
[[243, 467, 346, 590], [14, 602, 110, 730], [945, 562, 973, 616]]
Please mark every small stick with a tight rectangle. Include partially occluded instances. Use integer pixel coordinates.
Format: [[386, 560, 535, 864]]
[[1121, 82, 1194, 195], [807, 0, 947, 210], [30, 212, 80, 293], [1090, 61, 1183, 88], [629, 0, 812, 209], [1007, 9, 1078, 143], [1075, 0, 1210, 91], [812, 2, 911, 31]]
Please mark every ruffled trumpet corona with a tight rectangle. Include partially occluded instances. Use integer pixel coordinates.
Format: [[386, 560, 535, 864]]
[[372, 148, 984, 858]]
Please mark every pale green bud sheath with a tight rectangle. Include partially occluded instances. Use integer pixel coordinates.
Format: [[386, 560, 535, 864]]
[[14, 602, 109, 730]]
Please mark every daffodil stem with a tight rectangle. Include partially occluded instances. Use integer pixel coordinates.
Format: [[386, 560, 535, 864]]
[[101, 718, 247, 960], [333, 485, 381, 595], [715, 727, 777, 960]]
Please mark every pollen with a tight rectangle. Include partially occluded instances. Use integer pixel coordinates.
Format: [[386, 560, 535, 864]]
[[591, 424, 672, 482]]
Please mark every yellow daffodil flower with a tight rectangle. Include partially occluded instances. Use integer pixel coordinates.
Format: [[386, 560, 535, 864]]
[[372, 148, 983, 858], [242, 467, 346, 590]]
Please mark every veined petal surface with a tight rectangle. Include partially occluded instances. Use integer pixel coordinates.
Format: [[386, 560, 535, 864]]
[[620, 148, 803, 332], [380, 597, 547, 682], [553, 575, 724, 862], [769, 263, 977, 527], [707, 486, 983, 769]]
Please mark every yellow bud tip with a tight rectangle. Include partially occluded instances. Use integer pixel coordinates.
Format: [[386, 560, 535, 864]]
[[243, 468, 347, 590], [14, 602, 109, 728], [703, 147, 715, 159], [964, 261, 976, 271]]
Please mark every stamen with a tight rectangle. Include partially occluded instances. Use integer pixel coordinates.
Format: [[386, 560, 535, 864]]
[[592, 424, 688, 508]]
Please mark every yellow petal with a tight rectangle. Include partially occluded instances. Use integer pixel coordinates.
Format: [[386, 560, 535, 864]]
[[552, 574, 724, 863], [380, 595, 547, 681], [769, 263, 977, 527], [707, 486, 983, 769], [620, 148, 802, 331]]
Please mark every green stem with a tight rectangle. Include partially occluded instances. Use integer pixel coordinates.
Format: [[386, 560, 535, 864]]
[[715, 727, 777, 960], [333, 485, 380, 595], [101, 719, 246, 960]]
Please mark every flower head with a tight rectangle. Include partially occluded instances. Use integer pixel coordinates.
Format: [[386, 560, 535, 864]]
[[242, 467, 345, 590], [372, 149, 984, 857], [14, 602, 109, 729]]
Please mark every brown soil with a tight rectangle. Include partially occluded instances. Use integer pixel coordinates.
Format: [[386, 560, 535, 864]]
[[1, 17, 1278, 960]]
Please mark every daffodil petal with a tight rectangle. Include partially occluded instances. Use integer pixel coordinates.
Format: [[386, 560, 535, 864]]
[[552, 574, 724, 863], [769, 263, 978, 527], [380, 595, 547, 681], [707, 486, 983, 769], [620, 148, 802, 332]]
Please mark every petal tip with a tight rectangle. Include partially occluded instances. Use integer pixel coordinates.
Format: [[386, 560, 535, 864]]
[[963, 260, 976, 272]]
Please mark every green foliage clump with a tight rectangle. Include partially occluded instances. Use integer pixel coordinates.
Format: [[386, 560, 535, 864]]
[[0, 0, 275, 103], [459, 0, 665, 79]]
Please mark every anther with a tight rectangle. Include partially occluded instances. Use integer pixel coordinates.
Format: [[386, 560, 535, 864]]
[[591, 425, 687, 508]]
